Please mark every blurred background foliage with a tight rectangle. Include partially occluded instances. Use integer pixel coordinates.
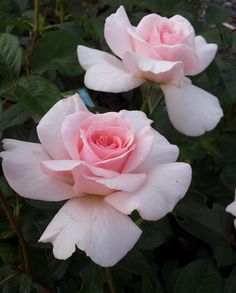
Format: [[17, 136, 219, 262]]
[[0, 0, 236, 292]]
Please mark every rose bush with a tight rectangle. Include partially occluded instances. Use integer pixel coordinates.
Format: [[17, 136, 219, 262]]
[[77, 6, 223, 136], [1, 94, 191, 267]]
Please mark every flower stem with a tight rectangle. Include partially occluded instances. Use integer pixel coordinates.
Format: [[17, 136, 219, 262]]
[[140, 99, 148, 113], [0, 190, 30, 273], [30, 0, 40, 51], [105, 267, 117, 293]]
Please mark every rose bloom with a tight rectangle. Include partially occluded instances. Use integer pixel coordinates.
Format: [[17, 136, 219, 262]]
[[77, 6, 223, 136], [1, 94, 191, 267]]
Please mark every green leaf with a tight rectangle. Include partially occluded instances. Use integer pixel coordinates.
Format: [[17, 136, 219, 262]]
[[0, 103, 30, 133], [216, 59, 236, 103], [0, 33, 22, 80], [14, 76, 61, 115], [79, 263, 105, 293], [173, 260, 224, 293], [205, 5, 229, 25], [30, 31, 81, 76], [0, 242, 16, 263], [224, 267, 236, 293], [138, 217, 173, 250], [1, 274, 32, 293], [174, 192, 232, 245], [118, 248, 152, 276]]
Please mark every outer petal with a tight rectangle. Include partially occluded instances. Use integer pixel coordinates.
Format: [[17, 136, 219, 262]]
[[37, 94, 88, 159], [161, 80, 223, 136], [0, 140, 77, 201], [226, 201, 236, 217], [153, 44, 198, 75], [123, 51, 184, 86], [104, 5, 133, 58], [189, 36, 217, 75], [41, 160, 146, 193], [39, 197, 142, 267], [77, 46, 144, 93], [137, 129, 179, 172], [105, 162, 192, 221], [226, 196, 236, 229]]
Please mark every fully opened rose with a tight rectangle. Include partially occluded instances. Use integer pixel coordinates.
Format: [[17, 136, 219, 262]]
[[0, 94, 191, 267], [77, 6, 223, 136]]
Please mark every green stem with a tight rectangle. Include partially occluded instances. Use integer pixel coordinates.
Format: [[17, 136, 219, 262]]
[[105, 267, 117, 293], [31, 0, 40, 51], [140, 99, 148, 113], [0, 272, 17, 286], [135, 218, 144, 226], [0, 190, 30, 273]]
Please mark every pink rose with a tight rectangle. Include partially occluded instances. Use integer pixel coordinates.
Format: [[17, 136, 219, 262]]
[[1, 94, 191, 267], [77, 6, 223, 136]]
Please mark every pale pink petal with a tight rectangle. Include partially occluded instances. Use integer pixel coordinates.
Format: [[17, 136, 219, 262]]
[[104, 5, 133, 58], [123, 51, 184, 86], [0, 140, 77, 201], [136, 14, 164, 40], [127, 27, 158, 59], [137, 130, 179, 172], [37, 94, 88, 159], [120, 109, 152, 133], [94, 145, 134, 172], [79, 129, 101, 164], [153, 44, 198, 75], [189, 36, 217, 75], [78, 46, 144, 93], [226, 201, 236, 217], [161, 80, 223, 136], [39, 197, 142, 267], [122, 126, 154, 173], [105, 162, 192, 221], [41, 160, 118, 178], [169, 15, 195, 46], [61, 112, 92, 160], [87, 173, 146, 192]]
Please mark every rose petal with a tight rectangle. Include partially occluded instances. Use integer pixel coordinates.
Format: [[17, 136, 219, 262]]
[[39, 197, 142, 267], [169, 15, 195, 46], [78, 46, 144, 93], [137, 129, 179, 172], [122, 125, 154, 173], [41, 160, 118, 178], [105, 162, 192, 221], [104, 5, 133, 58], [61, 111, 92, 160], [136, 14, 164, 41], [86, 173, 146, 192], [123, 51, 184, 86], [226, 201, 236, 217], [189, 36, 217, 75], [0, 139, 77, 201], [153, 44, 198, 75], [37, 94, 88, 159], [161, 80, 223, 136]]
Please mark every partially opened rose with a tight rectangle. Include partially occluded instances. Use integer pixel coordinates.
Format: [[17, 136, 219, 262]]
[[77, 6, 223, 136], [1, 94, 191, 267]]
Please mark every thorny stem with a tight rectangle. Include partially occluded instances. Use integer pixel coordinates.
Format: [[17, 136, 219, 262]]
[[106, 267, 117, 293], [0, 190, 30, 273]]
